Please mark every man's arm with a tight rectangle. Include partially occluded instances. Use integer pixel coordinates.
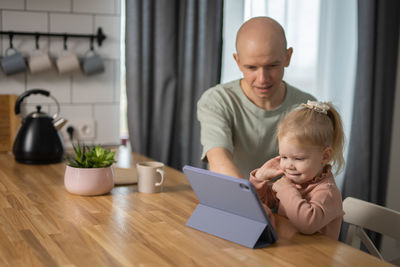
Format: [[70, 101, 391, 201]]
[[206, 147, 244, 178]]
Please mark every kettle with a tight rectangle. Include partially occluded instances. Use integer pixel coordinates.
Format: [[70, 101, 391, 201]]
[[13, 89, 67, 164]]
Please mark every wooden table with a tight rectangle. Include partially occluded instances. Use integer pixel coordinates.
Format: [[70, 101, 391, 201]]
[[0, 152, 393, 266]]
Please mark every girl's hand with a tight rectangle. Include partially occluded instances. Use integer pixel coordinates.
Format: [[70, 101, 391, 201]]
[[272, 176, 294, 192], [255, 156, 283, 181]]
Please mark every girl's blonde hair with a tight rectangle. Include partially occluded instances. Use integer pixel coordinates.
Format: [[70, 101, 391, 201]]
[[277, 101, 345, 174]]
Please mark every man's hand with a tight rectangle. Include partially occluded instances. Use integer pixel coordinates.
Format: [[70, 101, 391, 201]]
[[255, 156, 283, 181], [206, 147, 244, 178]]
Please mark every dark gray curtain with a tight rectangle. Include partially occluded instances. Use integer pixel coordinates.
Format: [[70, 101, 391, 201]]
[[125, 0, 223, 170], [340, 0, 400, 242]]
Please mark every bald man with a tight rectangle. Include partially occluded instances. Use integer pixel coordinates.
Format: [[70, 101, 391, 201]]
[[197, 17, 316, 178]]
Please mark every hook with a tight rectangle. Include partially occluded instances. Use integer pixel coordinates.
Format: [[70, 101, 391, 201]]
[[63, 34, 68, 50], [90, 36, 94, 51], [9, 32, 14, 49], [35, 33, 40, 50]]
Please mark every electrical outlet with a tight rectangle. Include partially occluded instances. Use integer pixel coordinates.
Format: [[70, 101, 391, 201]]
[[62, 119, 96, 146]]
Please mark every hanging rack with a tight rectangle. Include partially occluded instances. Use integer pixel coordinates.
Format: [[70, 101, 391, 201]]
[[0, 27, 106, 47]]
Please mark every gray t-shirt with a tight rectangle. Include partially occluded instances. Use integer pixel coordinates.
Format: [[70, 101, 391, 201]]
[[197, 79, 316, 178]]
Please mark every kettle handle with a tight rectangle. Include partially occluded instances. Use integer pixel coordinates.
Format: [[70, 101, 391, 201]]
[[15, 89, 50, 115], [15, 89, 61, 121]]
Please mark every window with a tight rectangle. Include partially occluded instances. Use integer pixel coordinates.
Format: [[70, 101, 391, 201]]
[[221, 0, 357, 189], [120, 0, 128, 139]]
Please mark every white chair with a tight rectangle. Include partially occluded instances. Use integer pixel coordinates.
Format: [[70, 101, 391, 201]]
[[343, 197, 400, 264]]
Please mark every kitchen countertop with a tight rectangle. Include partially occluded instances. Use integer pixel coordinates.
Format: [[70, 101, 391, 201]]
[[0, 152, 392, 266]]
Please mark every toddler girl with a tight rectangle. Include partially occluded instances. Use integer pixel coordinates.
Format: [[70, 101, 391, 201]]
[[250, 101, 345, 239]]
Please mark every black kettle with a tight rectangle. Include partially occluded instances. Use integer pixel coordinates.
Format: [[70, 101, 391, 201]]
[[13, 89, 67, 164]]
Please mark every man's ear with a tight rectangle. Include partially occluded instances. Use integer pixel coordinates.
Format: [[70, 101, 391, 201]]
[[233, 53, 239, 65], [284, 47, 293, 67], [322, 146, 333, 165]]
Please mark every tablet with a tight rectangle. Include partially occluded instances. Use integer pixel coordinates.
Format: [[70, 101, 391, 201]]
[[183, 165, 277, 248]]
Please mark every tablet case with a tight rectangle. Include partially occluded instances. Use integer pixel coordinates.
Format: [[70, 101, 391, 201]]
[[183, 165, 277, 248]]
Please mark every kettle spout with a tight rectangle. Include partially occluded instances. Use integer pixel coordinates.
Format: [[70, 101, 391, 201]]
[[53, 118, 67, 130]]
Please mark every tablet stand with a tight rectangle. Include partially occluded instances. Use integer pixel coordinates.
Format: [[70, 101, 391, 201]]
[[186, 204, 276, 248]]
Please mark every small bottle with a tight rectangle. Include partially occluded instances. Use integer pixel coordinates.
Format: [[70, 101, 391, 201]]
[[116, 137, 132, 168]]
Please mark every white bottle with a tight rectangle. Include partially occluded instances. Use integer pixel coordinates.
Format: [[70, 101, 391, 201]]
[[116, 137, 132, 168]]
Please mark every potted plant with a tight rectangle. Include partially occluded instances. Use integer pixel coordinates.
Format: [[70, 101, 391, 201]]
[[64, 143, 116, 196]]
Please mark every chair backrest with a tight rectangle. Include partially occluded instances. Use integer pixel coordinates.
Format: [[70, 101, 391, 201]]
[[343, 197, 400, 261]]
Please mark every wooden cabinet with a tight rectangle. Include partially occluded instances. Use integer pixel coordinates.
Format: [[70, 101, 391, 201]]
[[0, 94, 20, 152]]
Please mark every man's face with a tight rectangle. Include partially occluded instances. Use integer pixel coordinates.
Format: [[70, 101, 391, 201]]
[[234, 42, 292, 103]]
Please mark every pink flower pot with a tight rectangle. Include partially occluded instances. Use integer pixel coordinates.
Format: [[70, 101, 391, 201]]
[[64, 165, 114, 196]]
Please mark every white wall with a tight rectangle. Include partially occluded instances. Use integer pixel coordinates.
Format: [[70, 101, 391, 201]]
[[0, 0, 121, 147]]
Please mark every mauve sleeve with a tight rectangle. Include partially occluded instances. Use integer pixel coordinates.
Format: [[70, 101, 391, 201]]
[[249, 169, 279, 209], [249, 169, 277, 229], [275, 183, 342, 235]]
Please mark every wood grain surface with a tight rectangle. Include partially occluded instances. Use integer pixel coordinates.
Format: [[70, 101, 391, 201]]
[[0, 152, 393, 266], [0, 95, 20, 152]]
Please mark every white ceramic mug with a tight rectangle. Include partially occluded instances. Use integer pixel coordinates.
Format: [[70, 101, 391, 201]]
[[136, 162, 165, 193], [28, 50, 52, 74], [56, 50, 80, 75]]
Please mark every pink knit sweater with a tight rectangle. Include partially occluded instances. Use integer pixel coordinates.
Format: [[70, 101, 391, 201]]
[[250, 165, 344, 239]]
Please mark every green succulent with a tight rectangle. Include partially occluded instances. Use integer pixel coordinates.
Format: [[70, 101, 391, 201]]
[[67, 143, 116, 168]]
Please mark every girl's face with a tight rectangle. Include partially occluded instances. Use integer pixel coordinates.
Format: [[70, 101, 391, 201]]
[[278, 136, 332, 184]]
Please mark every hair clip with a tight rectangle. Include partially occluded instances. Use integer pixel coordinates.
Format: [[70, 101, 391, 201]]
[[301, 100, 329, 114]]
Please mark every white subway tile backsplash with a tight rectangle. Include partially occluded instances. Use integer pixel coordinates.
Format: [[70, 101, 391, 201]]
[[0, 71, 25, 95], [95, 15, 120, 59], [50, 104, 93, 146], [0, 0, 24, 10], [73, 0, 115, 14], [49, 13, 93, 34], [52, 104, 93, 121], [49, 13, 94, 56], [50, 104, 94, 146], [114, 60, 120, 102], [1, 0, 121, 145], [27, 0, 71, 12], [1, 11, 48, 55], [115, 0, 121, 15], [72, 60, 114, 103], [94, 104, 120, 144], [26, 69, 71, 104], [2, 11, 48, 32], [49, 37, 91, 59]]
